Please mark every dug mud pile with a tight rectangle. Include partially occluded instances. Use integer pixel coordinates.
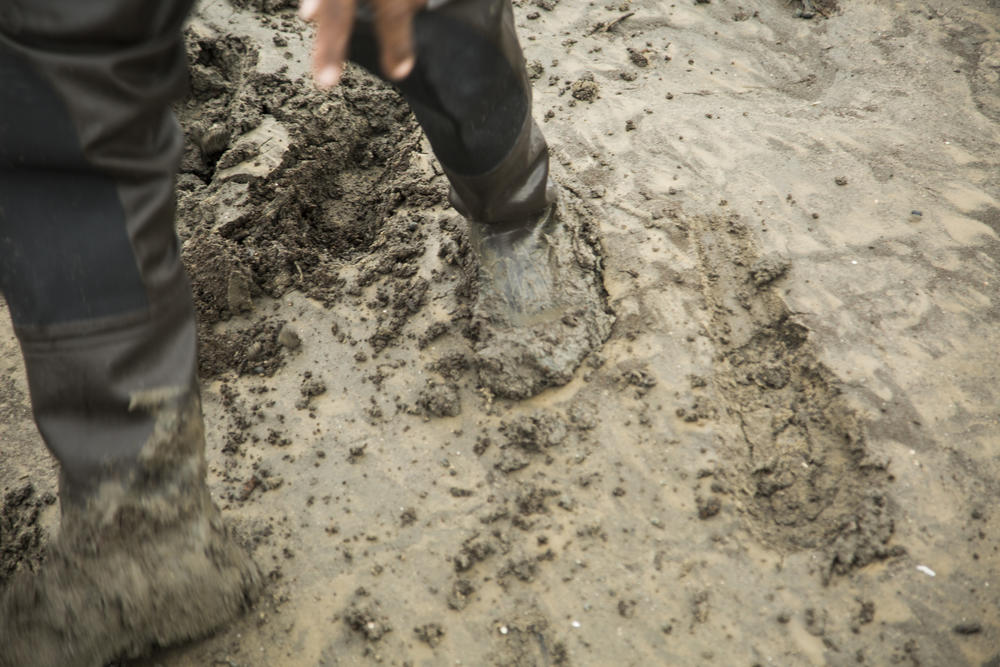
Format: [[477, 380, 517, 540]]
[[1, 0, 998, 665], [174, 26, 442, 378]]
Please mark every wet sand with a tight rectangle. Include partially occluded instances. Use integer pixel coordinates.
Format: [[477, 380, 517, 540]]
[[2, 0, 999, 664]]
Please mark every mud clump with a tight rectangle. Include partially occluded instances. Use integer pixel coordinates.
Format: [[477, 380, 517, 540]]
[[0, 483, 53, 588], [501, 411, 568, 452], [627, 47, 651, 68], [447, 578, 476, 610], [414, 622, 446, 647], [417, 380, 461, 417], [696, 495, 722, 519], [571, 73, 600, 102], [199, 318, 288, 378], [750, 255, 790, 288], [453, 533, 497, 573], [515, 483, 559, 515], [344, 592, 392, 642]]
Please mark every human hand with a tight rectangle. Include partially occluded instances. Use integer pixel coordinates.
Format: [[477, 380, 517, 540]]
[[299, 0, 426, 88]]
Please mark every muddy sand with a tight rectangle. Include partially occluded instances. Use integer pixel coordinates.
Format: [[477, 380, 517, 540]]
[[2, 0, 999, 664]]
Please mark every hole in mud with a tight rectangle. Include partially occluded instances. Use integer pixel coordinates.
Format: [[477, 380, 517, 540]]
[[174, 32, 448, 377]]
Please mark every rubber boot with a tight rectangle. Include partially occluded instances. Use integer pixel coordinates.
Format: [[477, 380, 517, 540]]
[[350, 0, 614, 397], [0, 387, 262, 667], [1, 3, 261, 662], [351, 0, 555, 225]]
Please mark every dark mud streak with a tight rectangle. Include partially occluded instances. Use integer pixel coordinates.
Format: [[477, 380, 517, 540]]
[[689, 214, 896, 578], [941, 22, 1000, 124]]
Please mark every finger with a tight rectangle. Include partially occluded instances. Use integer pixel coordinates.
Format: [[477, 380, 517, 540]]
[[311, 0, 356, 88], [373, 0, 424, 81], [299, 0, 320, 21]]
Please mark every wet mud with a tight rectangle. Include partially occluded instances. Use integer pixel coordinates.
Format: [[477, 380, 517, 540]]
[[1, 0, 999, 664], [471, 191, 615, 399], [175, 26, 613, 398], [175, 27, 445, 379]]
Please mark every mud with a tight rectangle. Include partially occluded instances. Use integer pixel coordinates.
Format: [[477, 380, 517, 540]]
[[0, 483, 52, 588], [1, 0, 999, 664], [175, 26, 444, 379], [176, 15, 613, 400], [691, 213, 898, 580]]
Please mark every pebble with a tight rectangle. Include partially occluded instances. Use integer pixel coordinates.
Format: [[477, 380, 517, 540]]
[[953, 622, 982, 635]]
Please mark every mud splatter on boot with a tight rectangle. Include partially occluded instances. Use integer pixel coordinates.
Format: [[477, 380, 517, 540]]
[[0, 388, 262, 667], [469, 186, 614, 399]]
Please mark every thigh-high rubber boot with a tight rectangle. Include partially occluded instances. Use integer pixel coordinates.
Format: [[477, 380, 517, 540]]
[[0, 3, 260, 664], [351, 0, 555, 225], [352, 0, 572, 322]]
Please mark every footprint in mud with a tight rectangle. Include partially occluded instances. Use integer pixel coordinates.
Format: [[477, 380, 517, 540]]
[[690, 213, 896, 580], [470, 186, 615, 399]]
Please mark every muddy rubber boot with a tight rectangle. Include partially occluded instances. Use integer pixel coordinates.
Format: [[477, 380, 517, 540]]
[[0, 387, 262, 667], [470, 186, 615, 399], [467, 202, 560, 326], [1, 4, 260, 663]]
